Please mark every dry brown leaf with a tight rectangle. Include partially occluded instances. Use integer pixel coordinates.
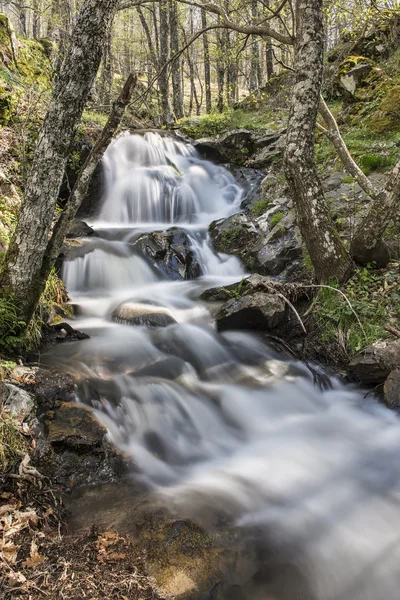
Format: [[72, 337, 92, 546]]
[[0, 504, 14, 517], [22, 539, 45, 568], [2, 541, 19, 563], [7, 570, 27, 587]]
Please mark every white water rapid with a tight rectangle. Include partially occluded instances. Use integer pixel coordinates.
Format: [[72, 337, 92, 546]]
[[50, 132, 400, 600]]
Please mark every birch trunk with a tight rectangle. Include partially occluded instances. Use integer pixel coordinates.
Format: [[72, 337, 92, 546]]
[[284, 0, 354, 282], [201, 9, 212, 113], [0, 0, 119, 325]]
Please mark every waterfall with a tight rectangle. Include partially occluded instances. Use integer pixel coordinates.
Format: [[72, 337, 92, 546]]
[[51, 132, 400, 600]]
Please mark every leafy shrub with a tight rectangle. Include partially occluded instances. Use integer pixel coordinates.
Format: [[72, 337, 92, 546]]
[[179, 111, 231, 139], [0, 296, 25, 353]]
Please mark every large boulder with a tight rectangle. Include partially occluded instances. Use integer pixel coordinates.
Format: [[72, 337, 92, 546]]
[[194, 128, 285, 166], [133, 228, 202, 280], [209, 213, 261, 271], [349, 339, 400, 384], [216, 292, 286, 332], [384, 369, 400, 409], [112, 302, 177, 327], [209, 210, 303, 279]]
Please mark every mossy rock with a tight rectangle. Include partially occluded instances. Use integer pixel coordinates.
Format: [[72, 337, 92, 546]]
[[369, 84, 400, 132]]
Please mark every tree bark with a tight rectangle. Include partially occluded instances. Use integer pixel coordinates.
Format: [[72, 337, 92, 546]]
[[201, 9, 212, 113], [250, 0, 259, 91], [284, 0, 354, 282], [351, 159, 400, 265], [41, 74, 137, 285], [0, 0, 119, 326], [169, 0, 184, 119], [158, 0, 173, 124]]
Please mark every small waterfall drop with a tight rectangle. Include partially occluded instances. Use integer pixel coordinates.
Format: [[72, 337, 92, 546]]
[[51, 132, 400, 600]]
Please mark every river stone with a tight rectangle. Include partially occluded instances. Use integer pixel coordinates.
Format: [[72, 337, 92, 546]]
[[1, 383, 35, 423], [349, 339, 400, 384], [216, 292, 286, 332], [133, 228, 201, 280], [66, 219, 98, 239], [209, 213, 260, 270], [384, 370, 400, 409], [44, 401, 106, 449], [112, 302, 177, 327]]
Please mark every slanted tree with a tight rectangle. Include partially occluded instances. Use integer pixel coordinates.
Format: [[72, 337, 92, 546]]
[[0, 0, 120, 326]]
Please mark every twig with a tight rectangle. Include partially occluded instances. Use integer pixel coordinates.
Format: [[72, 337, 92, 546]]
[[385, 325, 400, 338]]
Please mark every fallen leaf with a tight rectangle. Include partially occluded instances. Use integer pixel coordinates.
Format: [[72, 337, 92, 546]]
[[23, 539, 45, 568], [2, 541, 19, 563], [7, 570, 27, 587]]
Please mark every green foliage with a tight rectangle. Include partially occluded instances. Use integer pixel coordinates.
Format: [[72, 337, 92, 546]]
[[0, 410, 28, 471], [179, 111, 231, 139], [223, 277, 248, 299], [342, 175, 354, 184], [0, 296, 26, 353], [270, 211, 284, 228], [219, 226, 242, 251], [313, 265, 400, 355], [358, 152, 396, 175], [81, 110, 108, 128], [252, 198, 271, 216]]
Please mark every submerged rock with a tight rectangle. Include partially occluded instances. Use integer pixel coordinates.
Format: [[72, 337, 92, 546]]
[[349, 339, 400, 384], [133, 228, 202, 280], [112, 302, 177, 327], [216, 292, 286, 332]]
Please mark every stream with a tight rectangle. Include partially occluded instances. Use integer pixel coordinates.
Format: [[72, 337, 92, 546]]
[[46, 132, 400, 599]]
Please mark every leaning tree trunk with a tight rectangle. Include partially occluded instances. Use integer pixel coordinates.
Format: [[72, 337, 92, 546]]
[[40, 74, 137, 288], [0, 0, 119, 326], [284, 0, 354, 282]]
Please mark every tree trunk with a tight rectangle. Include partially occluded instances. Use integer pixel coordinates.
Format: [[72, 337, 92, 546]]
[[158, 0, 173, 125], [169, 0, 183, 119], [351, 159, 400, 265], [216, 26, 225, 112], [100, 20, 113, 107], [201, 9, 212, 113], [32, 0, 40, 39], [0, 0, 119, 326], [266, 40, 274, 80], [284, 0, 354, 283], [41, 74, 137, 285], [250, 0, 259, 91]]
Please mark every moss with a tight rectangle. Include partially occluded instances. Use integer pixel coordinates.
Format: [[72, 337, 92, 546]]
[[219, 227, 242, 252], [359, 152, 396, 174], [16, 37, 52, 88], [369, 85, 400, 132], [252, 198, 272, 216], [270, 211, 284, 228]]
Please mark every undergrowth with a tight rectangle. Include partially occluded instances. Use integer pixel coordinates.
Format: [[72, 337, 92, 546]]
[[0, 269, 69, 355], [313, 264, 400, 355], [0, 409, 28, 471]]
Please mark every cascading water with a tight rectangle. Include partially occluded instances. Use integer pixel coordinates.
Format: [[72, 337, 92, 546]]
[[49, 132, 400, 599]]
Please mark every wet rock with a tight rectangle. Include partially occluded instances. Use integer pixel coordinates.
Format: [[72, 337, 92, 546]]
[[216, 293, 286, 332], [228, 166, 265, 208], [133, 228, 202, 280], [112, 301, 177, 327], [76, 161, 103, 218], [384, 370, 400, 409], [0, 383, 35, 423], [66, 219, 98, 239], [349, 339, 400, 384], [210, 210, 302, 279], [209, 213, 260, 271], [44, 401, 105, 449], [33, 368, 76, 412], [256, 212, 303, 277]]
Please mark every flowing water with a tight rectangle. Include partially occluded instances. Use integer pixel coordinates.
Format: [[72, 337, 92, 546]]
[[48, 132, 400, 599]]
